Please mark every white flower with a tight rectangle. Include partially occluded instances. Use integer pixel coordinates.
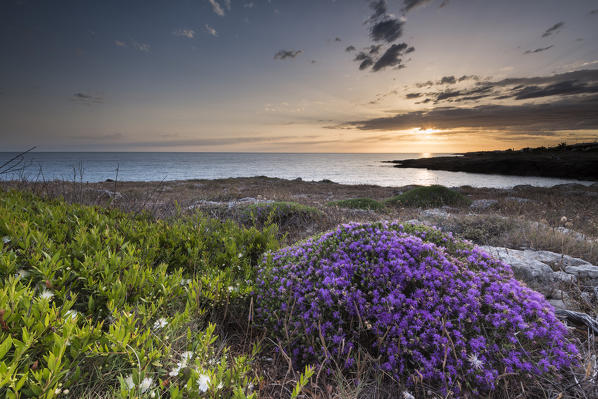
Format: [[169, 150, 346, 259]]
[[403, 391, 415, 399], [227, 286, 234, 292], [560, 216, 568, 223], [65, 310, 80, 320], [63, 389, 69, 394], [55, 388, 62, 394], [15, 269, 29, 279], [139, 377, 153, 393], [468, 353, 484, 370], [150, 392, 156, 398], [180, 278, 192, 286], [198, 374, 210, 393], [39, 289, 54, 300], [124, 375, 135, 390], [238, 252, 243, 258], [169, 351, 194, 377], [153, 318, 168, 330]]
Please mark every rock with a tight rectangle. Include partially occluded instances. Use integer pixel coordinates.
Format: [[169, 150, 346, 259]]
[[96, 189, 123, 200], [564, 265, 598, 285], [548, 299, 567, 310], [552, 183, 587, 191], [420, 208, 449, 218], [470, 199, 498, 210], [479, 245, 598, 299], [105, 178, 115, 183], [513, 184, 534, 191]]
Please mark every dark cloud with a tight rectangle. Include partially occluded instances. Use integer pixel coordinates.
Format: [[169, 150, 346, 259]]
[[458, 75, 479, 82], [274, 49, 303, 60], [369, 0, 388, 21], [416, 80, 434, 88], [590, 9, 598, 15], [345, 45, 356, 52], [402, 0, 434, 12], [71, 92, 103, 105], [439, 75, 456, 84], [405, 92, 422, 99], [335, 37, 342, 42], [351, 1, 414, 72], [523, 45, 553, 54], [343, 95, 598, 132], [372, 43, 410, 71], [512, 80, 598, 100], [370, 18, 404, 43], [354, 52, 374, 70], [412, 69, 598, 103], [541, 22, 564, 38]]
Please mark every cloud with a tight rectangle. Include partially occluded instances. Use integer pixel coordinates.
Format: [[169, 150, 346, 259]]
[[244, 2, 254, 8], [372, 42, 411, 71], [173, 29, 195, 39], [114, 40, 127, 47], [274, 49, 303, 60], [223, 0, 231, 11], [343, 95, 598, 132], [402, 0, 435, 12], [458, 75, 479, 82], [405, 92, 422, 99], [208, 0, 225, 16], [345, 45, 356, 52], [370, 18, 404, 43], [131, 42, 151, 52], [590, 9, 598, 15], [335, 37, 342, 42], [205, 24, 218, 36], [541, 22, 564, 38], [523, 45, 553, 54], [352, 1, 415, 72], [71, 92, 104, 105], [409, 69, 598, 104], [439, 75, 456, 84]]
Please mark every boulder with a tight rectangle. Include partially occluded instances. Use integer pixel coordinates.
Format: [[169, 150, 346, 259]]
[[470, 199, 498, 210]]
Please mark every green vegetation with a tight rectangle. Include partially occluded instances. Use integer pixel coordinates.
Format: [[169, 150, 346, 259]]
[[240, 201, 323, 229], [327, 197, 385, 211], [385, 185, 471, 208], [0, 190, 279, 398]]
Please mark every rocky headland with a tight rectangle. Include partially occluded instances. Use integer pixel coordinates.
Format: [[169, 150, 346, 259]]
[[390, 142, 598, 180]]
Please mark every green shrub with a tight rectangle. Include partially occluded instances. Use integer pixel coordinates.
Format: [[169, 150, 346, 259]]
[[240, 201, 323, 229], [0, 190, 278, 398], [327, 198, 385, 211], [385, 185, 471, 208]]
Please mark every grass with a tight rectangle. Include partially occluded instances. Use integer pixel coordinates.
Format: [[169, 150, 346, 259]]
[[327, 197, 385, 211], [385, 185, 472, 208]]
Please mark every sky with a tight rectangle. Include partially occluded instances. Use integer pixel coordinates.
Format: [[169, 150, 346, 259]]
[[1, 0, 597, 153]]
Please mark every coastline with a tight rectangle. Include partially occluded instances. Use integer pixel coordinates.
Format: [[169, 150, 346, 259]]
[[389, 142, 598, 181]]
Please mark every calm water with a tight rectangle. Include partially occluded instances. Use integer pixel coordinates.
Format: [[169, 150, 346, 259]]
[[0, 152, 594, 188]]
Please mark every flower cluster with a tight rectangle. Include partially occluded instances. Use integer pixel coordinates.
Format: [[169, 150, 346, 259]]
[[255, 222, 578, 395]]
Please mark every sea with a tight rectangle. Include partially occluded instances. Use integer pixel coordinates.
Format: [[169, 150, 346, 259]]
[[0, 152, 594, 188]]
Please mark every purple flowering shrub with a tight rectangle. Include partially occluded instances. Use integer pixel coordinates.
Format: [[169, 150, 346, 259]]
[[255, 222, 578, 395]]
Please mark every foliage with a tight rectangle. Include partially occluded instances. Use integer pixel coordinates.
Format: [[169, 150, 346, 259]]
[[0, 190, 279, 398], [255, 222, 578, 397], [386, 185, 471, 208], [327, 198, 385, 211], [241, 201, 323, 229]]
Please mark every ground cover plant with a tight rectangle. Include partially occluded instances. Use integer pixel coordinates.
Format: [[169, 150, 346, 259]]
[[386, 185, 471, 208], [241, 201, 324, 230], [0, 189, 279, 398], [255, 221, 580, 397], [327, 198, 385, 211]]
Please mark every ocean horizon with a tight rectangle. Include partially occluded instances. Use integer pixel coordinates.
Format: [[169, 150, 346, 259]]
[[1, 151, 594, 188]]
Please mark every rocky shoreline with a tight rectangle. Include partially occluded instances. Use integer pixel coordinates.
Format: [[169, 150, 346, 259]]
[[389, 142, 598, 181]]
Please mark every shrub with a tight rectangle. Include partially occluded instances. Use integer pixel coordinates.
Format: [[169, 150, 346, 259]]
[[255, 222, 578, 396], [241, 201, 323, 229], [327, 198, 385, 211], [0, 190, 278, 398], [386, 185, 471, 208]]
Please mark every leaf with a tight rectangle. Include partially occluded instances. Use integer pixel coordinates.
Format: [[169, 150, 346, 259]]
[[0, 336, 12, 360]]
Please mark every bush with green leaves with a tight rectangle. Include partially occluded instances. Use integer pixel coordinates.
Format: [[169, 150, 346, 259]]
[[386, 185, 471, 208], [0, 190, 279, 398], [327, 198, 385, 211], [241, 201, 323, 229]]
